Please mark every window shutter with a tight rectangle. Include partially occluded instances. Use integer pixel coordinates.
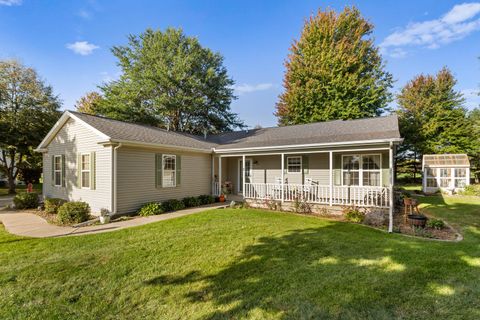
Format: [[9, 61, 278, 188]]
[[77, 154, 82, 188], [303, 155, 309, 174], [61, 155, 66, 187], [51, 155, 55, 186], [155, 154, 163, 188], [176, 155, 181, 187], [90, 152, 96, 190]]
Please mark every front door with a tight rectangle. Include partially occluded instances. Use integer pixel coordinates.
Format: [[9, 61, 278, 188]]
[[238, 159, 252, 194]]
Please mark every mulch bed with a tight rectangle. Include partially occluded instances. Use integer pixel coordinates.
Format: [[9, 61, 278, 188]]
[[392, 212, 458, 241]]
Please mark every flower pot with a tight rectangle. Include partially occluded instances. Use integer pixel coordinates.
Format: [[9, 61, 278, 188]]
[[219, 195, 225, 202], [407, 214, 427, 228], [100, 215, 110, 224]]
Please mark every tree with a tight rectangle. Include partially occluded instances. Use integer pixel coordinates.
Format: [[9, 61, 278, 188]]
[[275, 6, 393, 125], [0, 60, 61, 194], [96, 28, 243, 134], [468, 107, 480, 182], [396, 67, 472, 181], [75, 91, 103, 114]]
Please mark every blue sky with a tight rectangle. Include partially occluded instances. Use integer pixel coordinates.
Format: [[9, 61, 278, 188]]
[[1, 0, 479, 128]]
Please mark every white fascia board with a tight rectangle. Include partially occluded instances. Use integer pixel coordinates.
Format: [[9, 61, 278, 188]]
[[212, 138, 403, 154], [103, 139, 213, 154]]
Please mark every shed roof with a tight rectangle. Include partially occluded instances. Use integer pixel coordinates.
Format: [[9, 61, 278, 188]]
[[423, 154, 470, 168]]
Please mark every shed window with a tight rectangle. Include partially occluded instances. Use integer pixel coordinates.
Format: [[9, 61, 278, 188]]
[[162, 155, 176, 187], [287, 156, 302, 173], [439, 168, 451, 188], [81, 154, 90, 188], [54, 155, 62, 186], [455, 168, 467, 188]]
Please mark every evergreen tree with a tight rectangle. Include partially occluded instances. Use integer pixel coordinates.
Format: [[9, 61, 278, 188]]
[[275, 6, 393, 125]]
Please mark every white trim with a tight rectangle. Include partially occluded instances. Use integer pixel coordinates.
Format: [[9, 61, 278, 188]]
[[216, 147, 392, 157], [219, 156, 222, 194], [388, 142, 393, 233], [341, 153, 382, 187], [329, 151, 333, 206], [286, 156, 302, 174], [237, 158, 252, 194], [80, 153, 91, 189], [53, 155, 62, 187], [281, 153, 285, 203], [213, 138, 403, 154], [104, 139, 212, 154], [36, 111, 110, 151], [162, 154, 177, 188]]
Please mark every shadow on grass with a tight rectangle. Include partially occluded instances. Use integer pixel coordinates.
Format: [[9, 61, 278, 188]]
[[146, 221, 480, 319]]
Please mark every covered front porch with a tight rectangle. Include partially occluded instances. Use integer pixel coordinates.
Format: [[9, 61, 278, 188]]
[[212, 147, 394, 210]]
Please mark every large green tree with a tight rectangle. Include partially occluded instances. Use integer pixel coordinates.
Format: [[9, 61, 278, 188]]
[[0, 60, 61, 194], [75, 91, 103, 115], [96, 28, 243, 134], [396, 67, 472, 181], [468, 107, 480, 182], [275, 6, 393, 125]]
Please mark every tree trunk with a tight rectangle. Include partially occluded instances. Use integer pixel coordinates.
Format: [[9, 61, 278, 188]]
[[7, 174, 16, 195]]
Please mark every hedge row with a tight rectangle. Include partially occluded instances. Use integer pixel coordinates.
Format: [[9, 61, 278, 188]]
[[138, 194, 216, 216]]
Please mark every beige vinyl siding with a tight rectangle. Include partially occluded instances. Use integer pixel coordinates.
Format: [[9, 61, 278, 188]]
[[116, 147, 211, 214], [43, 118, 112, 214]]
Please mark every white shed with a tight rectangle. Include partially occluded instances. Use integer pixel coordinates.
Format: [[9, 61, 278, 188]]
[[422, 154, 470, 193]]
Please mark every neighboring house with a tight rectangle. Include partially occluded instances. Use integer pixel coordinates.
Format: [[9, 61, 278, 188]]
[[36, 111, 402, 230], [422, 154, 470, 194]]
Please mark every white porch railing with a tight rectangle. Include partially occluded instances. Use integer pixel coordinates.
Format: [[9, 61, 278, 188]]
[[243, 183, 390, 208], [213, 182, 221, 196]]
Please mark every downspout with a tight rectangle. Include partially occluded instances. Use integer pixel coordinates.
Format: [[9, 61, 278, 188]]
[[111, 143, 122, 215]]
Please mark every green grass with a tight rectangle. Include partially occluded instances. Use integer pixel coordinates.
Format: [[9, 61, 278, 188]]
[[0, 183, 42, 197], [0, 195, 479, 319]]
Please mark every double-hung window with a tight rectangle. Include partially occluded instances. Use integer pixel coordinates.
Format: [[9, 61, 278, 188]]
[[287, 156, 302, 173], [342, 154, 381, 187], [81, 154, 91, 188], [54, 155, 62, 186], [162, 155, 176, 187]]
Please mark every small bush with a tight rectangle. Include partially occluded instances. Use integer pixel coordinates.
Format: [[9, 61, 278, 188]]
[[57, 201, 90, 224], [13, 192, 39, 209], [44, 198, 66, 214], [161, 199, 185, 212], [426, 218, 445, 230], [138, 202, 163, 216], [344, 208, 365, 223], [460, 184, 480, 196], [198, 195, 215, 205], [183, 196, 201, 208]]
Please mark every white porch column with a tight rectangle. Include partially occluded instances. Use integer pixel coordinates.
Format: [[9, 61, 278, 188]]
[[242, 154, 246, 196], [388, 142, 394, 233], [211, 155, 214, 195], [329, 151, 333, 206], [219, 156, 222, 195], [466, 167, 471, 186], [281, 153, 285, 203]]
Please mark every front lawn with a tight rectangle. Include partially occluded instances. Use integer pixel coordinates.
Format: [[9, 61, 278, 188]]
[[0, 195, 479, 319]]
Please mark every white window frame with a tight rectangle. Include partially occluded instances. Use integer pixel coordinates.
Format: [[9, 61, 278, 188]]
[[286, 156, 302, 174], [81, 153, 91, 189], [53, 155, 62, 187], [425, 168, 438, 188], [162, 154, 176, 188], [453, 168, 468, 188], [341, 154, 382, 187]]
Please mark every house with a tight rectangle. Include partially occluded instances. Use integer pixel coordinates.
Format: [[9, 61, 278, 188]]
[[422, 154, 470, 194], [36, 111, 402, 230]]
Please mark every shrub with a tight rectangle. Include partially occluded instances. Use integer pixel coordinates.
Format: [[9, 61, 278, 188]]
[[344, 208, 365, 223], [198, 195, 215, 205], [13, 192, 39, 209], [161, 199, 185, 212], [57, 201, 90, 224], [460, 184, 480, 196], [44, 198, 66, 214], [426, 218, 445, 230], [182, 196, 201, 208], [138, 202, 163, 216]]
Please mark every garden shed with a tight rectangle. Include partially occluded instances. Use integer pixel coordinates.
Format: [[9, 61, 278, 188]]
[[422, 154, 470, 194]]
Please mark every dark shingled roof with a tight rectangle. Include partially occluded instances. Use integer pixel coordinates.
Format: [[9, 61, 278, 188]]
[[209, 115, 401, 150], [70, 111, 401, 151]]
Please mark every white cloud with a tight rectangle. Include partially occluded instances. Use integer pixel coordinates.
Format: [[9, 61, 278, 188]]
[[66, 41, 99, 56], [0, 0, 21, 6], [77, 9, 92, 19], [233, 83, 274, 95], [381, 2, 480, 57]]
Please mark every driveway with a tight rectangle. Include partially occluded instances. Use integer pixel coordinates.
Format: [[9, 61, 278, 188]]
[[0, 203, 227, 238]]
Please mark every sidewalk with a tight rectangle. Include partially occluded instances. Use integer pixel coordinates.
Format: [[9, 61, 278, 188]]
[[0, 203, 227, 238]]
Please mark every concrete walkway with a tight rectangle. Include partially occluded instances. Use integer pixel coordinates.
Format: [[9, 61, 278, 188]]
[[0, 196, 14, 208], [0, 203, 227, 238]]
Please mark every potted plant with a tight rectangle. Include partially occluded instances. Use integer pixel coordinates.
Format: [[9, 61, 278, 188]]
[[99, 208, 111, 224], [219, 194, 226, 202]]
